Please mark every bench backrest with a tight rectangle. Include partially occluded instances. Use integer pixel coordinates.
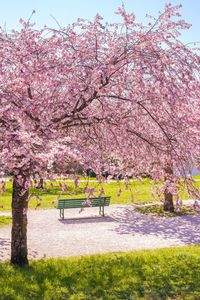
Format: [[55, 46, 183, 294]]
[[57, 197, 111, 209]]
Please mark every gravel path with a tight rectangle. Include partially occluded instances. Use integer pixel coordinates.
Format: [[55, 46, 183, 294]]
[[0, 205, 200, 261]]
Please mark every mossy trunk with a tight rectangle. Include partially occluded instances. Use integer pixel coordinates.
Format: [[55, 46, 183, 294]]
[[163, 164, 174, 212], [11, 175, 29, 266]]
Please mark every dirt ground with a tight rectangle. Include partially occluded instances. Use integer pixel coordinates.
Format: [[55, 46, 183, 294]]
[[0, 204, 200, 261]]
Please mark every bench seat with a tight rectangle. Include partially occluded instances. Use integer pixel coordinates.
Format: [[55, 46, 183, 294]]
[[56, 197, 111, 219]]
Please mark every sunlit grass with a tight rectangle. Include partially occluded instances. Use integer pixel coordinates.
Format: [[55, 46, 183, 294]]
[[0, 176, 199, 212], [0, 216, 12, 228], [0, 246, 200, 299], [0, 178, 154, 211]]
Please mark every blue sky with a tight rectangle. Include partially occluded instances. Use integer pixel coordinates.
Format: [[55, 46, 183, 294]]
[[0, 0, 199, 44]]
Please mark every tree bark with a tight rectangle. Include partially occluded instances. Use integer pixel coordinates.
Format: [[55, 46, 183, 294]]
[[36, 178, 43, 189], [163, 164, 174, 212], [163, 189, 174, 212], [11, 175, 29, 266]]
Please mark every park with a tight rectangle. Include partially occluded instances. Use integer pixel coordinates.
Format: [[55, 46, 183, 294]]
[[0, 0, 200, 299]]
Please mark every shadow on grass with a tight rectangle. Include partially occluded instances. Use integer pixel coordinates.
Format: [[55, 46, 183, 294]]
[[0, 247, 200, 299], [112, 206, 200, 245], [59, 216, 115, 225]]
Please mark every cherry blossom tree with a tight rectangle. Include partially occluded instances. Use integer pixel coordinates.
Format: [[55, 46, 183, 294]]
[[0, 3, 199, 266]]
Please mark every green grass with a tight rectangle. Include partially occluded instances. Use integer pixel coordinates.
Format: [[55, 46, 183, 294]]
[[0, 176, 200, 212], [0, 246, 200, 299], [135, 204, 199, 217], [0, 178, 156, 211], [0, 216, 12, 228]]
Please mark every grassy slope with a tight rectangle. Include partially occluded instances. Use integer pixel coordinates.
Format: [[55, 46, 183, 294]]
[[0, 176, 199, 212], [0, 246, 200, 299]]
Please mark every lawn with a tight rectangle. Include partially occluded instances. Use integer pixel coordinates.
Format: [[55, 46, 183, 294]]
[[135, 204, 199, 217], [0, 216, 12, 228], [0, 178, 155, 211], [0, 176, 199, 212], [0, 246, 200, 299]]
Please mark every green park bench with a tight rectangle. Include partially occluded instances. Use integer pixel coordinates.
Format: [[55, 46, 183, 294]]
[[56, 196, 111, 219]]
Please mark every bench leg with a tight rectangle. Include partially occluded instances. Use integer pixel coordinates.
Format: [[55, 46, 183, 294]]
[[60, 209, 64, 219], [99, 206, 104, 217], [102, 206, 105, 217]]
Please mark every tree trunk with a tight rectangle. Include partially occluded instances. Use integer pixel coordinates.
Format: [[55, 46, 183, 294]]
[[36, 178, 43, 189], [11, 175, 29, 266], [163, 190, 174, 212], [163, 164, 174, 212]]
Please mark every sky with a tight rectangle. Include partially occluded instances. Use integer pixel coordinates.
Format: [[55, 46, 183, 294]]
[[0, 0, 199, 45]]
